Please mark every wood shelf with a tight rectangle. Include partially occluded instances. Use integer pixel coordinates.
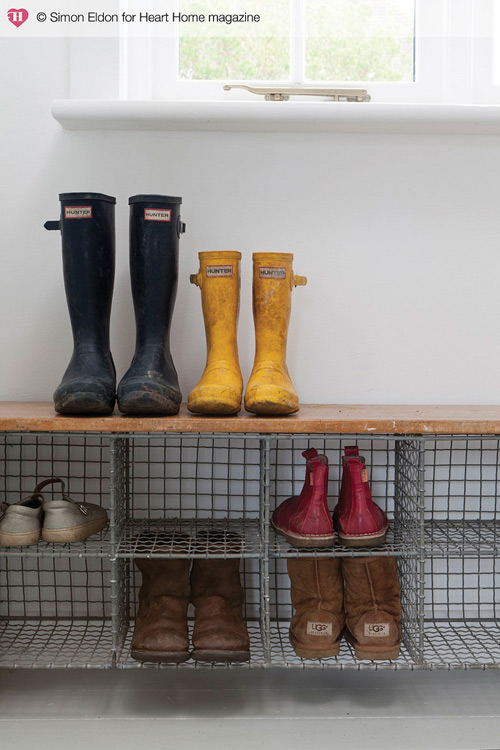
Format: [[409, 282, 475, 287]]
[[1, 402, 500, 434]]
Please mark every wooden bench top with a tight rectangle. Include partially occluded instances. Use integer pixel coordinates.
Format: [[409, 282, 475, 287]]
[[0, 402, 500, 434]]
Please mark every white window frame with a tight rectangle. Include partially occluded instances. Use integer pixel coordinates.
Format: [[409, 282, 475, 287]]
[[71, 0, 500, 105]]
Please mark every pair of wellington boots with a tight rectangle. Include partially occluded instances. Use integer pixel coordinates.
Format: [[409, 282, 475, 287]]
[[288, 555, 401, 661], [188, 251, 307, 416], [45, 192, 185, 416], [272, 447, 389, 549], [131, 556, 250, 663]]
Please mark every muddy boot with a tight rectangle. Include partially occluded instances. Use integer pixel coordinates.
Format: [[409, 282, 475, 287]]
[[244, 253, 307, 415], [333, 446, 389, 547], [287, 557, 345, 659], [272, 448, 335, 548], [131, 555, 191, 663], [342, 556, 402, 661], [117, 195, 185, 415], [190, 558, 250, 662], [188, 251, 244, 415], [45, 193, 116, 415]]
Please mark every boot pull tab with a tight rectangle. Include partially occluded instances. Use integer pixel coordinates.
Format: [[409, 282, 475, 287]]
[[302, 447, 318, 460], [190, 271, 202, 288], [44, 220, 61, 232], [292, 274, 307, 289], [177, 216, 186, 238], [307, 454, 329, 470]]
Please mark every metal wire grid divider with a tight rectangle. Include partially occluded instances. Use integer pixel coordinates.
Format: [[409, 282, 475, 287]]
[[109, 438, 129, 667], [0, 431, 499, 669]]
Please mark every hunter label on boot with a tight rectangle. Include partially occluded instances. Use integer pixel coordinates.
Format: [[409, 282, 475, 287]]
[[65, 206, 92, 219], [144, 208, 172, 222], [206, 265, 233, 278], [364, 623, 390, 637], [306, 622, 333, 637], [259, 267, 286, 279]]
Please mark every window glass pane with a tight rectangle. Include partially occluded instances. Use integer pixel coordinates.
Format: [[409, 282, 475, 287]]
[[179, 0, 290, 81], [305, 0, 415, 82]]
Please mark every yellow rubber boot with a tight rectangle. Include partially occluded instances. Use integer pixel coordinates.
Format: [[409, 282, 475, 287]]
[[188, 251, 243, 415], [244, 253, 307, 415]]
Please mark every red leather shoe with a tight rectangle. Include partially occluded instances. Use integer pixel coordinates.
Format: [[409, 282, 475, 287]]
[[333, 446, 388, 547], [272, 448, 335, 548]]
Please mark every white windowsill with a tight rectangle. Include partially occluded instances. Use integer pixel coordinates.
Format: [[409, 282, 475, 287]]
[[51, 100, 500, 134]]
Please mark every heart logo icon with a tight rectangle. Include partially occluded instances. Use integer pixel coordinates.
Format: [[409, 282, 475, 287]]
[[7, 8, 29, 27]]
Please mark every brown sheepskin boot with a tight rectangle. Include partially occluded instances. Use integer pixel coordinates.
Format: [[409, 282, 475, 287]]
[[131, 556, 191, 663], [342, 556, 402, 661], [287, 557, 345, 659], [190, 558, 250, 662]]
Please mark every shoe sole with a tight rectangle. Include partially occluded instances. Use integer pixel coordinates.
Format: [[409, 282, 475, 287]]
[[117, 391, 181, 415], [41, 517, 108, 543], [187, 402, 241, 416], [117, 379, 182, 416], [55, 392, 114, 416], [245, 401, 299, 415], [192, 650, 250, 663], [344, 629, 400, 661], [0, 529, 41, 547], [272, 520, 335, 548], [131, 649, 191, 664], [290, 634, 341, 659], [337, 524, 389, 548]]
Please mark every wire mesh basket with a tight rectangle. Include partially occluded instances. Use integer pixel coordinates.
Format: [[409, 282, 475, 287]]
[[0, 431, 498, 670]]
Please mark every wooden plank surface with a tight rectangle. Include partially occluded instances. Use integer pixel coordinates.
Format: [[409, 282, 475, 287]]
[[1, 402, 500, 434]]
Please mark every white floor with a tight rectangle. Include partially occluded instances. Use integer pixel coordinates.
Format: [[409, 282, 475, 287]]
[[1, 669, 500, 750]]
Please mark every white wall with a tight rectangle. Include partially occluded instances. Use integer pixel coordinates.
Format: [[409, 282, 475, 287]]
[[2, 38, 500, 406]]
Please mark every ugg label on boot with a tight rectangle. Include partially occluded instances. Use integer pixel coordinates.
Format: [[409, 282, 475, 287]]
[[206, 265, 233, 277], [65, 206, 92, 219], [306, 622, 333, 637], [364, 623, 390, 637], [144, 209, 172, 222], [259, 267, 286, 279]]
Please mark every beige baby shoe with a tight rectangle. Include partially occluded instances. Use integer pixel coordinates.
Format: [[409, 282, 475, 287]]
[[40, 478, 108, 543]]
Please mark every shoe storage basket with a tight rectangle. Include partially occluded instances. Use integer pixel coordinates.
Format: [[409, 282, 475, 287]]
[[1, 406, 499, 670]]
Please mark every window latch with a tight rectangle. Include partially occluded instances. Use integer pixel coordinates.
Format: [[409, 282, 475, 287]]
[[223, 85, 370, 102]]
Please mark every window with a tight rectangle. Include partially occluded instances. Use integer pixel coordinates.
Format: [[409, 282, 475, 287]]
[[119, 0, 499, 104], [179, 0, 415, 84]]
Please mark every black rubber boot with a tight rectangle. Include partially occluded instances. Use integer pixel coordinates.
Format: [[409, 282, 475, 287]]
[[117, 195, 185, 415], [45, 193, 116, 415]]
